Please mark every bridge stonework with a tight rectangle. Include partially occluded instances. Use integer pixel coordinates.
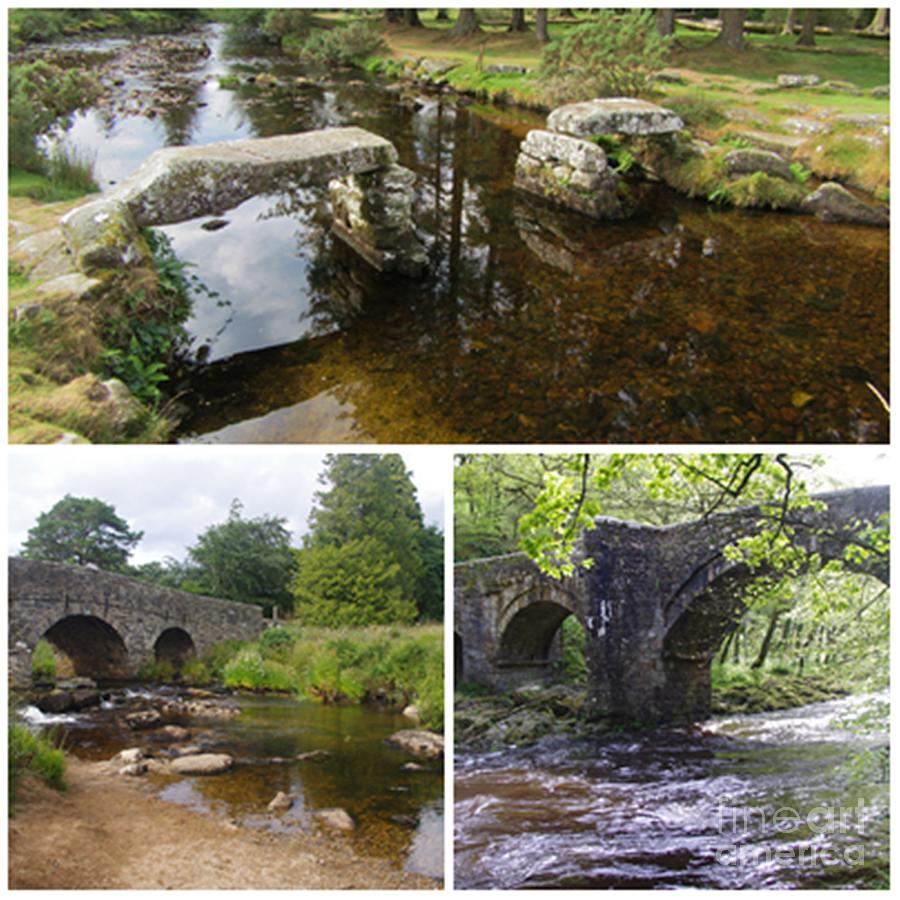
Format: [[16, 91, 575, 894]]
[[8, 558, 264, 683], [455, 486, 889, 723]]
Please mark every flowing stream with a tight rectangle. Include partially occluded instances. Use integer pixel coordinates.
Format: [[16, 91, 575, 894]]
[[51, 25, 887, 443], [454, 692, 889, 889], [22, 685, 443, 879]]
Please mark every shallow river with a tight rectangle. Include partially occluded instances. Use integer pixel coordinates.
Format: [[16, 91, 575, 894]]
[[454, 692, 889, 889], [57, 25, 888, 443], [23, 686, 443, 879]]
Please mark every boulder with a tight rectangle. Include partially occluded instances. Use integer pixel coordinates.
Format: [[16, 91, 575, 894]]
[[157, 724, 190, 741], [547, 97, 683, 137], [169, 753, 233, 775], [801, 182, 889, 228], [386, 729, 444, 760], [35, 273, 103, 304], [267, 791, 295, 812], [314, 808, 355, 831], [35, 688, 101, 714], [168, 743, 205, 757], [402, 704, 421, 724], [776, 73, 820, 88], [832, 113, 889, 132], [119, 762, 148, 776], [723, 148, 792, 181], [484, 63, 528, 74], [870, 84, 889, 98], [60, 198, 149, 274], [116, 748, 145, 765]]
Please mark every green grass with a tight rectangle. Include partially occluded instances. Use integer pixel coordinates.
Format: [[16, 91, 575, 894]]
[[31, 639, 57, 679], [9, 162, 98, 204], [213, 623, 444, 730], [8, 723, 67, 814]]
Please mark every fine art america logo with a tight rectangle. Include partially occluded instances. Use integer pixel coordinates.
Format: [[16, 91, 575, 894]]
[[715, 800, 874, 867]]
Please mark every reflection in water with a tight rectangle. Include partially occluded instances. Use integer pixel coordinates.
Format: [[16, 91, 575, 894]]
[[50, 690, 442, 879], [63, 25, 888, 444], [454, 693, 889, 889]]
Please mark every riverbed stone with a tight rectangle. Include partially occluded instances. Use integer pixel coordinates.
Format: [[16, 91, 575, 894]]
[[386, 730, 444, 760], [156, 724, 190, 741], [267, 791, 295, 812], [777, 73, 820, 87], [801, 182, 889, 227], [59, 198, 149, 274], [402, 704, 421, 723], [35, 272, 104, 304], [520, 130, 609, 174], [314, 808, 355, 831], [116, 748, 146, 764], [169, 752, 233, 775], [514, 153, 623, 220], [126, 710, 163, 730], [547, 97, 683, 137], [119, 762, 148, 776], [723, 148, 793, 181], [296, 750, 331, 762]]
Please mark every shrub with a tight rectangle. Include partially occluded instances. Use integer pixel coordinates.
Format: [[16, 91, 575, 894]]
[[259, 626, 296, 653], [180, 658, 210, 684], [262, 9, 312, 43], [45, 142, 99, 195], [539, 9, 671, 105], [223, 648, 295, 691], [300, 20, 386, 66], [31, 639, 57, 679], [666, 90, 726, 128], [137, 658, 175, 682]]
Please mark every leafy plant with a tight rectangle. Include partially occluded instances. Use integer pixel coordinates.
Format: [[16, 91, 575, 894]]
[[539, 10, 671, 104], [789, 161, 812, 184], [31, 640, 57, 679]]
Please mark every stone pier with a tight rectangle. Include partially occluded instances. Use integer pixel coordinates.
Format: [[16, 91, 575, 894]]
[[514, 97, 684, 220]]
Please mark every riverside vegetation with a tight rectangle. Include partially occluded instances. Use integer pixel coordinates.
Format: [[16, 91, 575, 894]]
[[8, 10, 889, 444]]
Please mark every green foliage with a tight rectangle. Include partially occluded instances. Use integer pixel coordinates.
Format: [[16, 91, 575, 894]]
[[299, 20, 386, 65], [539, 10, 671, 104], [665, 89, 726, 128], [553, 617, 587, 683], [8, 60, 101, 170], [261, 9, 313, 42], [21, 494, 143, 571], [222, 648, 298, 692], [258, 626, 296, 653], [217, 75, 241, 90], [200, 639, 248, 680], [789, 161, 812, 184], [179, 657, 210, 685], [31, 640, 57, 679], [188, 499, 297, 614], [295, 454, 442, 623], [137, 657, 175, 683], [9, 723, 67, 814], [721, 172, 806, 210]]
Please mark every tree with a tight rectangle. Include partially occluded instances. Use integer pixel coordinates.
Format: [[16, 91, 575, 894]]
[[404, 9, 423, 28], [866, 8, 888, 34], [655, 9, 675, 37], [781, 8, 797, 36], [508, 9, 528, 33], [451, 8, 481, 37], [22, 495, 142, 571], [435, 9, 449, 22], [711, 8, 746, 51], [295, 454, 442, 625], [535, 9, 550, 44], [796, 9, 816, 47], [188, 499, 296, 614]]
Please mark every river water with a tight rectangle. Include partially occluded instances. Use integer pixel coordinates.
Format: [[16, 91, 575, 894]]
[[54, 25, 888, 443], [22, 686, 443, 879], [454, 692, 889, 889]]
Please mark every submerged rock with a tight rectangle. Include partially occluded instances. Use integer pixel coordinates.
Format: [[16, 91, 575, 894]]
[[295, 750, 331, 762], [169, 753, 233, 775], [125, 710, 163, 730], [267, 791, 295, 812], [34, 689, 100, 714], [802, 182, 889, 228], [386, 730, 444, 760], [119, 762, 148, 776], [314, 808, 355, 831]]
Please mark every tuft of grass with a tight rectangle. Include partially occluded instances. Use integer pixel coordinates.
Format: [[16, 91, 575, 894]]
[[31, 639, 57, 679], [8, 723, 67, 814], [725, 171, 807, 209]]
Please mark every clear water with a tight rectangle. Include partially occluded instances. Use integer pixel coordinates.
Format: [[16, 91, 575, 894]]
[[61, 25, 888, 443]]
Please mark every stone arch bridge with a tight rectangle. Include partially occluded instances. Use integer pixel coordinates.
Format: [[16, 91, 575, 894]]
[[8, 558, 264, 684], [455, 486, 889, 723]]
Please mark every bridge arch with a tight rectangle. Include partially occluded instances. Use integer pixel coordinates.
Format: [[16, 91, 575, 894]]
[[42, 614, 130, 679], [154, 627, 196, 668]]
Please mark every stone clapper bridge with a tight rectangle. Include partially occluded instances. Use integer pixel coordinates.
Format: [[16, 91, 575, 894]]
[[8, 557, 264, 683], [456, 486, 889, 724], [60, 127, 428, 281]]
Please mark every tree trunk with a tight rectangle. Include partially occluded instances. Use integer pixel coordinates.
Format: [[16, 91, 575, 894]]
[[451, 8, 482, 37], [796, 9, 816, 47], [656, 9, 675, 37], [558, 8, 576, 17], [404, 9, 423, 28], [751, 609, 783, 670], [508, 9, 528, 33], [712, 9, 746, 51], [867, 8, 889, 34], [384, 9, 404, 25], [781, 9, 797, 36], [535, 9, 550, 44], [435, 9, 449, 22]]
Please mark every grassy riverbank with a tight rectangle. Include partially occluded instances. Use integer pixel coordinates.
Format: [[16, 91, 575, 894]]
[[156, 623, 444, 731], [8, 723, 67, 814]]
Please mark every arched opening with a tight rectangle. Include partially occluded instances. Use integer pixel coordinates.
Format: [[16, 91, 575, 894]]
[[498, 601, 587, 685], [154, 628, 196, 669], [42, 615, 129, 679], [454, 632, 464, 684]]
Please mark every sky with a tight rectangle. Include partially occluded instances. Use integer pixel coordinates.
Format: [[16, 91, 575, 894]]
[[7, 447, 447, 565]]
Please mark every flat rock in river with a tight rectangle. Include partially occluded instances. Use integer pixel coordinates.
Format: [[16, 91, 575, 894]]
[[547, 97, 683, 137], [169, 753, 233, 775], [386, 730, 444, 760]]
